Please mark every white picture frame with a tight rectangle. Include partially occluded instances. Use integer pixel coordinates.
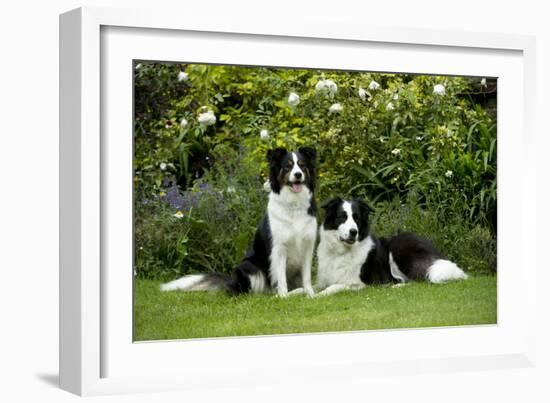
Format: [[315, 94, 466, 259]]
[[59, 6, 537, 396]]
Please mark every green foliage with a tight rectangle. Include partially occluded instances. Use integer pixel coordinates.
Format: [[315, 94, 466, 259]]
[[135, 146, 268, 280], [134, 62, 497, 279], [372, 195, 496, 274]]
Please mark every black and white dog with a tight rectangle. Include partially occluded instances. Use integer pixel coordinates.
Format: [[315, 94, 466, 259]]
[[161, 147, 318, 297], [316, 197, 467, 296]]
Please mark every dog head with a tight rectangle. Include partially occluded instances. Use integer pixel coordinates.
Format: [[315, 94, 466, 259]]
[[321, 197, 373, 245], [266, 147, 316, 194]]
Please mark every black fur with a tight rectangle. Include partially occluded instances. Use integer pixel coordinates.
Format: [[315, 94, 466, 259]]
[[267, 147, 288, 194], [359, 236, 393, 284], [321, 197, 373, 241], [267, 147, 317, 217], [385, 232, 444, 281], [228, 214, 273, 294], [321, 197, 450, 285], [298, 146, 317, 193], [353, 199, 373, 241], [267, 147, 317, 195], [231, 147, 317, 293], [183, 147, 317, 295], [322, 197, 390, 283], [321, 197, 344, 230]]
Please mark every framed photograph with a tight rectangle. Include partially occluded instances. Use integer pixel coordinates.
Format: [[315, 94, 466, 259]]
[[60, 6, 537, 396]]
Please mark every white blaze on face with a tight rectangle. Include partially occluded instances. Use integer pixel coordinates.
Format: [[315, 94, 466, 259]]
[[289, 152, 304, 193], [338, 201, 358, 240]]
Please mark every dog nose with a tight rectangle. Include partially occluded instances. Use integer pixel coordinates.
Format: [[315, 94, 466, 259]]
[[294, 171, 302, 179], [349, 229, 358, 237]]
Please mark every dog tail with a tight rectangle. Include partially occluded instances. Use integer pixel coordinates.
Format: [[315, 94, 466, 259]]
[[160, 272, 234, 292], [426, 259, 468, 283]]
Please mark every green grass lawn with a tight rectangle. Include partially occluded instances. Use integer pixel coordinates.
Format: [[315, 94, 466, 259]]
[[134, 275, 496, 341]]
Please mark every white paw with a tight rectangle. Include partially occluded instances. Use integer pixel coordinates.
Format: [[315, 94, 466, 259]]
[[288, 288, 304, 296], [392, 282, 409, 288], [276, 290, 289, 298], [304, 285, 315, 298]]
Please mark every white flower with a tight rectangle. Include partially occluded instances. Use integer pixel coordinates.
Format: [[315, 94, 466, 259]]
[[178, 71, 189, 82], [445, 170, 453, 178], [226, 186, 236, 193], [315, 80, 324, 92], [263, 180, 272, 192], [180, 118, 188, 128], [325, 80, 338, 94], [159, 162, 167, 171], [481, 78, 487, 87], [379, 137, 385, 143], [368, 80, 380, 90], [288, 92, 300, 106], [391, 148, 401, 156], [433, 84, 446, 95], [260, 129, 269, 139], [416, 136, 422, 141], [386, 102, 395, 111], [198, 110, 216, 126], [135, 63, 142, 70], [173, 211, 184, 219], [393, 93, 399, 100], [329, 103, 343, 114], [315, 79, 338, 95], [358, 87, 367, 101]]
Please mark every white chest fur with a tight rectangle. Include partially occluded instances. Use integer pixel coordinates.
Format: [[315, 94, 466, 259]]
[[268, 188, 317, 265], [267, 187, 317, 296], [316, 229, 375, 289]]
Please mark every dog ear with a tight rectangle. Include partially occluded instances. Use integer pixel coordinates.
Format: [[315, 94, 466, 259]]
[[355, 199, 374, 215], [266, 147, 287, 165], [321, 197, 343, 210], [267, 148, 287, 194], [355, 199, 373, 240], [298, 146, 317, 162]]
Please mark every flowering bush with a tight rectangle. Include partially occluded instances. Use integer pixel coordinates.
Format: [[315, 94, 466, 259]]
[[134, 62, 497, 279]]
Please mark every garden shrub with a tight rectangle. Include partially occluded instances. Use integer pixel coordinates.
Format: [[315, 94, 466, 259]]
[[134, 62, 497, 279]]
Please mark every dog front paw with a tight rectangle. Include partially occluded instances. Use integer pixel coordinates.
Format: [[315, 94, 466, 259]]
[[288, 287, 304, 296], [304, 285, 315, 298], [276, 287, 289, 298]]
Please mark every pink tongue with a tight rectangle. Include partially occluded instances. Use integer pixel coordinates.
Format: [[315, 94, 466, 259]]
[[291, 183, 303, 193]]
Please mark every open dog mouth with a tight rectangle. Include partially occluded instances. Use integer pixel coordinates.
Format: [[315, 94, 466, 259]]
[[339, 237, 356, 245], [287, 181, 304, 193]]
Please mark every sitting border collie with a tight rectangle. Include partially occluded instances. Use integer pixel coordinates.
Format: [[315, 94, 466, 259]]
[[316, 197, 467, 296], [161, 147, 318, 297]]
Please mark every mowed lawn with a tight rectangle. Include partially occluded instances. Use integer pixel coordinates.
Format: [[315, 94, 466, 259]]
[[134, 275, 496, 341]]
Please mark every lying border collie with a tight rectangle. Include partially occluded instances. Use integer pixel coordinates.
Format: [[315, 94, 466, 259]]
[[161, 147, 318, 297], [316, 197, 467, 296]]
